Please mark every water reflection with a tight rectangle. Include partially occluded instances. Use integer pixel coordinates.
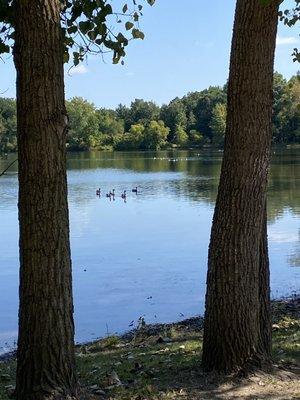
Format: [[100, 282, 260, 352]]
[[0, 147, 299, 352]]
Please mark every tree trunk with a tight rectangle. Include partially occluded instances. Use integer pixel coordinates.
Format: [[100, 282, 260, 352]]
[[202, 0, 279, 373], [13, 1, 77, 398]]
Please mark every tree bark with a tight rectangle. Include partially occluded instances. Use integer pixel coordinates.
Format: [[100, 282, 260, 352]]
[[202, 0, 279, 373], [13, 1, 77, 398]]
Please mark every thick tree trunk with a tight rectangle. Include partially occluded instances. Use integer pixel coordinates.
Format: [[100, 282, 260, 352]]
[[202, 0, 279, 373], [13, 1, 77, 399]]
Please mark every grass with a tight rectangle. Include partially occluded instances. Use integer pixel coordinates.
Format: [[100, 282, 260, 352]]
[[0, 300, 299, 400], [272, 317, 300, 365]]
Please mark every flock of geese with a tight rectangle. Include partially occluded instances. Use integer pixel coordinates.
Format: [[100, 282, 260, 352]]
[[95, 187, 138, 201]]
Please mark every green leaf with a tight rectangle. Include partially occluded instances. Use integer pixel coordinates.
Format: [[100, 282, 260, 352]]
[[132, 28, 145, 40], [0, 41, 10, 54], [94, 23, 107, 36], [88, 30, 96, 40], [125, 21, 134, 30], [79, 20, 94, 34], [147, 0, 155, 5], [122, 4, 128, 13], [67, 26, 78, 35], [73, 51, 80, 66], [104, 4, 113, 14], [63, 51, 70, 64]]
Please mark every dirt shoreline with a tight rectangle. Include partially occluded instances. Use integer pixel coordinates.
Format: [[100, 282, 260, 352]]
[[1, 295, 298, 363]]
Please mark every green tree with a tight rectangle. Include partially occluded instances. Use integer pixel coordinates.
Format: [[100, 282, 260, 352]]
[[129, 98, 160, 125], [160, 99, 187, 142], [115, 103, 131, 131], [187, 110, 197, 131], [286, 74, 300, 142], [98, 108, 124, 136], [67, 97, 101, 150], [0, 97, 17, 152], [130, 122, 145, 136], [186, 86, 226, 141], [174, 124, 188, 147], [114, 123, 145, 150], [142, 120, 169, 149], [272, 72, 293, 142], [188, 129, 204, 146], [210, 103, 227, 146]]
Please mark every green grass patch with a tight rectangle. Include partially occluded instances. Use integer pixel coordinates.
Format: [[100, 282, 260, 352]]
[[0, 309, 299, 400]]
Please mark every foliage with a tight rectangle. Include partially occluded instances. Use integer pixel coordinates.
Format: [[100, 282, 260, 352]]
[[0, 97, 17, 153], [67, 97, 101, 150], [142, 120, 169, 149], [174, 124, 188, 146], [278, 0, 300, 62], [0, 0, 156, 65], [188, 129, 205, 146], [272, 72, 300, 143], [0, 73, 299, 153], [160, 99, 187, 142], [128, 99, 160, 126], [209, 103, 226, 146], [115, 120, 168, 150]]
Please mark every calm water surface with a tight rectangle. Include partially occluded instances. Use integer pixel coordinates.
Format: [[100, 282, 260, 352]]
[[0, 148, 299, 352]]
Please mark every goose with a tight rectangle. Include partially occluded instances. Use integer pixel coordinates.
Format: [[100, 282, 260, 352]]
[[121, 190, 127, 199], [96, 188, 101, 196], [132, 186, 138, 193], [110, 189, 115, 196]]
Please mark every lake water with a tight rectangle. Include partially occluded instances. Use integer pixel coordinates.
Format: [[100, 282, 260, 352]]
[[0, 148, 299, 353]]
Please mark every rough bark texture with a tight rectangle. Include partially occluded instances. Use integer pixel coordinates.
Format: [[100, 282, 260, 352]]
[[14, 1, 77, 399], [202, 0, 279, 373]]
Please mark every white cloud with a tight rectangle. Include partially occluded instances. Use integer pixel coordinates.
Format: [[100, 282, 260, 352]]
[[69, 64, 88, 76], [276, 36, 299, 46]]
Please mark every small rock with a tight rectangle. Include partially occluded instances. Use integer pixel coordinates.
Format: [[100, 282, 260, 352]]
[[94, 389, 106, 396], [106, 370, 122, 387], [89, 384, 99, 391]]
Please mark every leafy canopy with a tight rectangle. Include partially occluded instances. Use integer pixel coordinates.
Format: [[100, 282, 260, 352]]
[[259, 0, 299, 62], [278, 0, 300, 62], [0, 0, 155, 64]]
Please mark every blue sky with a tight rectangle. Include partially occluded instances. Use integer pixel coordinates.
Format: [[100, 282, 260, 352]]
[[1, 0, 299, 108]]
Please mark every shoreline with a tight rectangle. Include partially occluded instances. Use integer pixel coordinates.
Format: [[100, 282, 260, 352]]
[[1, 294, 298, 363]]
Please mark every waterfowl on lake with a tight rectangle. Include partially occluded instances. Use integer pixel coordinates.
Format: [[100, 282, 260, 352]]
[[96, 188, 101, 196], [110, 189, 115, 196], [121, 190, 127, 199], [132, 187, 138, 193]]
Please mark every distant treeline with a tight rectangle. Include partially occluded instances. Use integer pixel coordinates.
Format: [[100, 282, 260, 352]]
[[0, 72, 299, 153]]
